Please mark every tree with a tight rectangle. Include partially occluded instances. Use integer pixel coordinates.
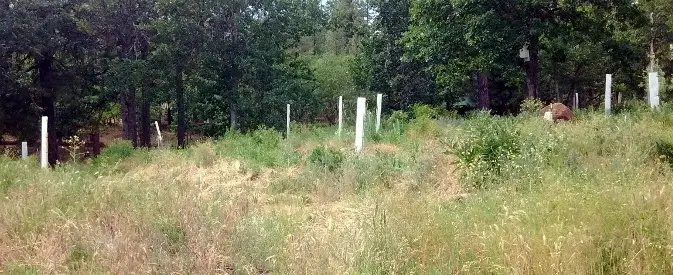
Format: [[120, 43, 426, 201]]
[[638, 0, 673, 100], [405, 0, 646, 110], [325, 0, 370, 54], [352, 0, 436, 112], [151, 0, 207, 148], [187, 0, 324, 135], [1, 0, 96, 165]]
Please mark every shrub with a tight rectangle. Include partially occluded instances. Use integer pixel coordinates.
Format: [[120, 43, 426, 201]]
[[406, 117, 441, 139], [215, 126, 299, 168], [192, 142, 218, 167], [96, 140, 134, 165], [309, 146, 344, 172], [520, 98, 544, 116], [614, 98, 650, 115], [1, 146, 19, 159], [251, 126, 281, 149], [450, 112, 521, 189], [384, 110, 409, 129], [411, 104, 439, 120]]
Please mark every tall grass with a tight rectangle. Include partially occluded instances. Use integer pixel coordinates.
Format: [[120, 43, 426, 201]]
[[1, 107, 673, 274]]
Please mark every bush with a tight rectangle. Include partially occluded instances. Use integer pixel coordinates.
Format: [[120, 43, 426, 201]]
[[1, 146, 19, 159], [451, 112, 521, 189], [309, 146, 344, 172], [520, 98, 544, 116], [614, 99, 650, 115], [251, 127, 281, 149], [96, 140, 134, 164], [406, 117, 441, 139], [215, 127, 301, 168], [384, 110, 409, 128], [411, 104, 439, 120]]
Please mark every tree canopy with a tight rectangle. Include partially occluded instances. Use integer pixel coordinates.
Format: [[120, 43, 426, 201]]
[[1, 0, 671, 163]]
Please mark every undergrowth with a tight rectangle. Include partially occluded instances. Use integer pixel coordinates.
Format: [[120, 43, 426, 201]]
[[1, 107, 673, 274]]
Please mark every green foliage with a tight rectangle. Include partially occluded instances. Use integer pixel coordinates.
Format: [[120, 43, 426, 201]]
[[2, 264, 43, 275], [1, 146, 19, 159], [451, 112, 521, 189], [404, 104, 448, 138], [67, 244, 92, 271], [157, 220, 187, 256], [215, 127, 300, 168], [411, 104, 439, 120], [2, 113, 673, 273], [654, 138, 673, 167], [310, 54, 358, 101], [232, 215, 295, 272], [384, 110, 409, 128], [352, 0, 437, 111], [614, 98, 650, 115], [309, 146, 344, 172], [191, 142, 218, 167], [251, 127, 281, 150], [95, 141, 135, 166], [404, 0, 649, 110], [520, 98, 545, 115]]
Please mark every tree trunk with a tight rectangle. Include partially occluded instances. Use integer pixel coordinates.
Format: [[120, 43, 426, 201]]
[[166, 107, 172, 127], [445, 91, 452, 111], [90, 131, 101, 157], [229, 101, 238, 131], [555, 81, 560, 103], [139, 86, 151, 147], [121, 88, 138, 147], [525, 37, 541, 99], [176, 63, 186, 148], [228, 76, 240, 131], [37, 52, 58, 167], [477, 72, 490, 109]]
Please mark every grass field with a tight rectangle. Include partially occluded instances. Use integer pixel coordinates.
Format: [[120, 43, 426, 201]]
[[2, 105, 673, 274]]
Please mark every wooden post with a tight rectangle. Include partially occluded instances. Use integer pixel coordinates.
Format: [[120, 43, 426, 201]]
[[649, 72, 660, 109], [618, 92, 623, 105], [21, 142, 27, 160], [605, 74, 612, 115], [154, 121, 163, 146], [376, 94, 382, 133], [338, 96, 343, 137], [41, 116, 48, 168], [286, 104, 291, 139], [355, 97, 366, 153]]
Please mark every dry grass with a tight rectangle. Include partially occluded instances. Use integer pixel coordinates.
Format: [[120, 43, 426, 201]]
[[1, 111, 673, 274]]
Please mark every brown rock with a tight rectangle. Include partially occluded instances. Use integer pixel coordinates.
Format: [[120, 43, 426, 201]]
[[539, 103, 574, 121]]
